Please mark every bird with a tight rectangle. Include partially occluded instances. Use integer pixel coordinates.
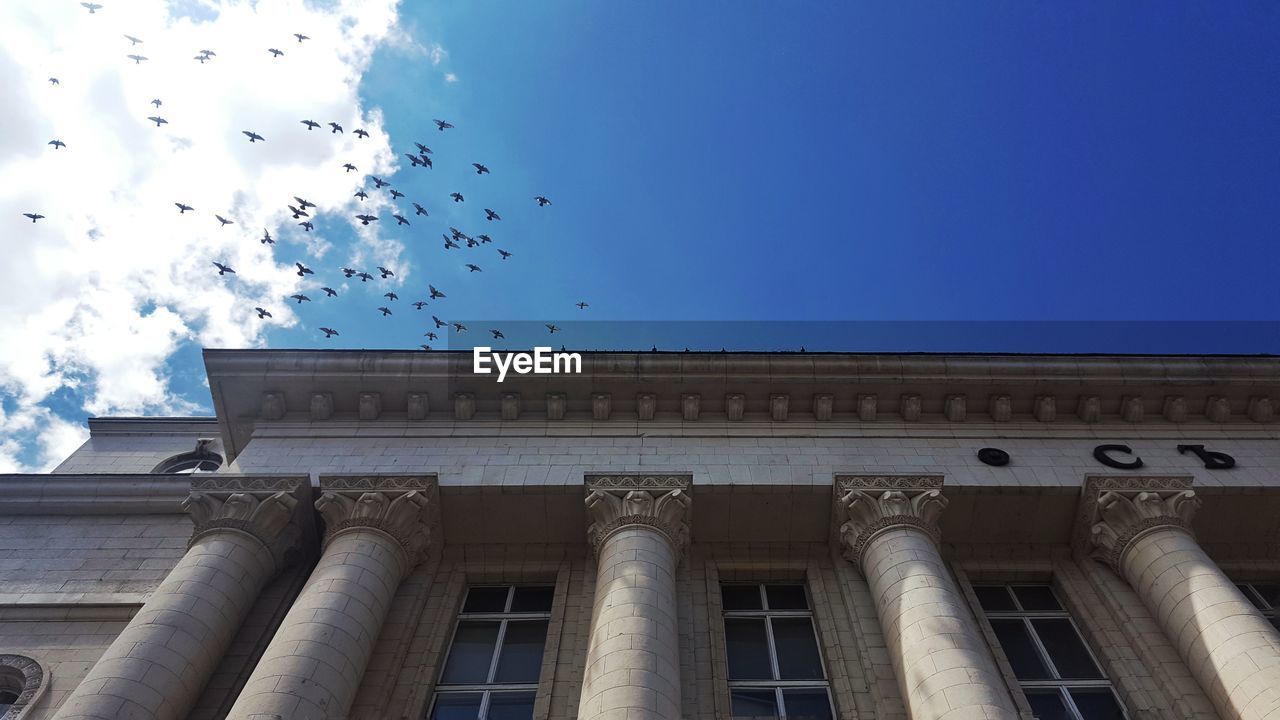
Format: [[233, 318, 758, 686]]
[[147, 116, 168, 127], [393, 214, 409, 226], [301, 120, 320, 130], [546, 324, 561, 334], [356, 271, 373, 282], [200, 49, 217, 57], [378, 266, 394, 278], [342, 163, 356, 172], [81, 2, 102, 13], [243, 131, 265, 142], [354, 128, 369, 138], [355, 214, 377, 225], [535, 196, 552, 207], [412, 301, 427, 310], [212, 261, 235, 275], [299, 221, 314, 231], [48, 140, 66, 149], [472, 163, 490, 175], [412, 203, 428, 216], [420, 345, 432, 351], [261, 229, 274, 244], [175, 203, 193, 213], [484, 208, 501, 221], [294, 197, 315, 209], [194, 54, 209, 63], [406, 153, 423, 167], [449, 227, 465, 239], [424, 332, 438, 340], [443, 236, 459, 250], [415, 143, 432, 154], [452, 322, 468, 333], [290, 294, 310, 303], [215, 215, 233, 227], [377, 307, 392, 316], [450, 192, 464, 203], [476, 234, 492, 244], [294, 33, 309, 42], [419, 155, 433, 168], [322, 287, 337, 297], [328, 122, 343, 134], [48, 77, 59, 85], [432, 315, 448, 328], [288, 205, 309, 218], [124, 34, 142, 45], [127, 54, 148, 64], [465, 264, 482, 273], [429, 285, 445, 300], [384, 292, 398, 301], [465, 237, 479, 248], [433, 119, 454, 131], [295, 262, 314, 277], [371, 176, 389, 188], [389, 189, 405, 200], [22, 213, 44, 223], [150, 98, 162, 107], [576, 302, 589, 310], [498, 249, 512, 260], [268, 48, 283, 58], [255, 307, 272, 319], [342, 268, 357, 278], [490, 329, 504, 339], [320, 327, 339, 338], [354, 190, 368, 201]]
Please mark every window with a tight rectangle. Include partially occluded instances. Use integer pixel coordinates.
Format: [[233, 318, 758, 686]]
[[428, 585, 554, 720], [0, 689, 17, 713], [151, 444, 222, 474], [1236, 583, 1280, 631], [721, 583, 833, 720], [974, 585, 1125, 720], [0, 653, 45, 719]]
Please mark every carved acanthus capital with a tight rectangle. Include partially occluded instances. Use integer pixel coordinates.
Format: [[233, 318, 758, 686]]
[[584, 477, 692, 559], [183, 490, 301, 572], [1090, 490, 1201, 571], [315, 490, 435, 570], [836, 488, 947, 569]]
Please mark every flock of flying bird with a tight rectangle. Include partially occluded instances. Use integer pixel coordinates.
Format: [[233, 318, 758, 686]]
[[27, 2, 591, 350]]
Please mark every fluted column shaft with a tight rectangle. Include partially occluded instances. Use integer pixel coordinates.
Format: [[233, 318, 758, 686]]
[[1094, 490, 1280, 720], [839, 488, 1018, 720], [55, 491, 298, 720]]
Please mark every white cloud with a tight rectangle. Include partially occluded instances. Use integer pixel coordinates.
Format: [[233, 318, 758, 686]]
[[0, 0, 411, 471], [445, 73, 458, 83]]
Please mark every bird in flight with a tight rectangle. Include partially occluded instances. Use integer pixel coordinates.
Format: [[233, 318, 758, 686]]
[[431, 315, 448, 328], [412, 301, 427, 310], [81, 2, 102, 13], [389, 189, 405, 200], [255, 307, 272, 319], [465, 236, 479, 248], [48, 140, 66, 149], [215, 215, 233, 227], [498, 249, 512, 260], [355, 214, 377, 225], [295, 262, 314, 277], [294, 33, 309, 42], [420, 345, 432, 351], [406, 153, 424, 168], [354, 128, 369, 139], [484, 208, 501, 221], [384, 292, 398, 301], [268, 48, 284, 58], [342, 163, 357, 172], [450, 192, 464, 203], [288, 205, 309, 218], [299, 221, 314, 232], [476, 234, 492, 244], [354, 190, 368, 201], [429, 285, 446, 300], [472, 163, 490, 175], [491, 329, 505, 339], [546, 324, 561, 334], [328, 122, 343, 134], [377, 307, 392, 316], [535, 196, 552, 207], [127, 54, 148, 64], [151, 98, 162, 107], [294, 197, 315, 209], [465, 264, 482, 273], [433, 119, 454, 131], [290, 294, 310, 303], [371, 176, 389, 188], [49, 77, 59, 85], [243, 131, 265, 142], [356, 271, 373, 282], [378, 266, 394, 278], [22, 213, 44, 223], [124, 34, 142, 45], [412, 203, 428, 216], [393, 214, 409, 226], [342, 268, 357, 278], [147, 116, 168, 127], [576, 302, 589, 310], [200, 49, 216, 57], [424, 331, 438, 340], [194, 54, 210, 63], [320, 327, 339, 338], [175, 202, 193, 213], [415, 143, 432, 154], [322, 287, 337, 297], [212, 261, 235, 275], [301, 119, 320, 130], [452, 322, 468, 333], [443, 236, 459, 250], [419, 155, 433, 168], [261, 229, 274, 244]]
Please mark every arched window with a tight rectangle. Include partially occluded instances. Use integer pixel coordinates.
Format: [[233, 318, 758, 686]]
[[152, 439, 223, 474], [0, 654, 48, 719]]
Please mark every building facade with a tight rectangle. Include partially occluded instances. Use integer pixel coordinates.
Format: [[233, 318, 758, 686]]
[[2, 350, 1279, 720]]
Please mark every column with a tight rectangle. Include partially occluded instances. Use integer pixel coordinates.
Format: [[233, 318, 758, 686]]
[[579, 478, 692, 720], [1091, 489, 1280, 720], [837, 486, 1019, 720], [55, 490, 301, 720], [226, 488, 433, 720]]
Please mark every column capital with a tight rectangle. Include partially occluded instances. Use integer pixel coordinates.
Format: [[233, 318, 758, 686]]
[[315, 490, 435, 569], [584, 475, 692, 557], [183, 489, 301, 573], [1090, 489, 1201, 571], [835, 476, 947, 569]]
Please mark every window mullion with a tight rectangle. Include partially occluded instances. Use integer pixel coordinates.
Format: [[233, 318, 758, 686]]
[[776, 686, 786, 719], [486, 619, 509, 684], [763, 614, 782, 681], [477, 689, 491, 720], [1023, 617, 1063, 680]]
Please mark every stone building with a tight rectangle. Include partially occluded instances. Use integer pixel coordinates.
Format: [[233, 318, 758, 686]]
[[2, 349, 1279, 720]]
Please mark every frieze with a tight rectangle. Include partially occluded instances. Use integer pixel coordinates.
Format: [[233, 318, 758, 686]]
[[835, 474, 944, 492], [585, 474, 693, 490], [190, 475, 307, 492], [320, 475, 437, 491]]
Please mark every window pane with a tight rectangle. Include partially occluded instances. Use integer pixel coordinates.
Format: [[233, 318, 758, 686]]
[[1068, 688, 1125, 720], [1013, 585, 1064, 612], [441, 621, 501, 684], [493, 620, 549, 683], [772, 617, 825, 680], [781, 688, 833, 720], [510, 586, 554, 613], [1024, 689, 1072, 720], [989, 619, 1050, 679], [725, 618, 773, 679], [430, 692, 483, 720], [1031, 618, 1103, 680], [1251, 584, 1280, 609], [486, 691, 536, 720], [730, 689, 778, 719], [1237, 584, 1267, 610], [463, 587, 510, 614], [722, 585, 764, 611], [765, 584, 808, 610], [974, 586, 1017, 612]]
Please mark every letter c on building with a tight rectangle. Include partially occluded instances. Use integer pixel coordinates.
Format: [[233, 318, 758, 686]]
[[1093, 444, 1144, 470]]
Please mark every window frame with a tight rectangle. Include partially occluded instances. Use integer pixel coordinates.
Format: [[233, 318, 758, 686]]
[[721, 583, 834, 719], [428, 585, 553, 720], [1236, 583, 1280, 631]]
